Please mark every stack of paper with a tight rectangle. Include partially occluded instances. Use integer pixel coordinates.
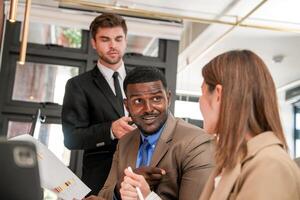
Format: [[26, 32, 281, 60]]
[[11, 134, 91, 200]]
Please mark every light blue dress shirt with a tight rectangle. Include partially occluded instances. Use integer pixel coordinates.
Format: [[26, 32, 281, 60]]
[[136, 125, 164, 168], [113, 125, 165, 200]]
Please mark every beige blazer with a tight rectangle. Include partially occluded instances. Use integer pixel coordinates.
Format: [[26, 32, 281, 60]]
[[199, 131, 300, 200], [99, 113, 214, 200], [295, 157, 300, 168]]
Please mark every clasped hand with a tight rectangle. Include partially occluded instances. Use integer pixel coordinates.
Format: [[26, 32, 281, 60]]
[[120, 167, 166, 200], [132, 166, 166, 187], [116, 166, 165, 195]]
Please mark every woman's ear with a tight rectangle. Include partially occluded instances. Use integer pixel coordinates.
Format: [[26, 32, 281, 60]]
[[215, 84, 222, 103]]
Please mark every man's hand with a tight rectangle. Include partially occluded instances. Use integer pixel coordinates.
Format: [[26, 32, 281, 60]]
[[120, 168, 151, 200], [116, 166, 165, 196], [112, 116, 135, 139], [133, 166, 166, 188], [83, 195, 106, 200]]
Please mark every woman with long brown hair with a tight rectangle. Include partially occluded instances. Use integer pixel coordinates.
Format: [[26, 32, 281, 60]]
[[199, 50, 300, 200], [119, 50, 300, 200]]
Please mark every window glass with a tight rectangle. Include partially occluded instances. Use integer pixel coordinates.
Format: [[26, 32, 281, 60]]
[[296, 139, 300, 158], [296, 113, 300, 130], [295, 113, 300, 157], [12, 62, 79, 105], [126, 35, 159, 57], [174, 100, 203, 120], [24, 22, 82, 48], [7, 121, 31, 138], [7, 121, 70, 166], [35, 123, 71, 166]]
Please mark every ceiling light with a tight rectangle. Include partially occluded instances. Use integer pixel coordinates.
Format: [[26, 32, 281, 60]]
[[272, 54, 285, 63]]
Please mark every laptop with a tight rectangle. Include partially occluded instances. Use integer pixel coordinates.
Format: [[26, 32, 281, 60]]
[[0, 139, 43, 200]]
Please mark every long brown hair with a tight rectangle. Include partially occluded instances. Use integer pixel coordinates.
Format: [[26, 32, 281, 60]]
[[202, 50, 287, 171]]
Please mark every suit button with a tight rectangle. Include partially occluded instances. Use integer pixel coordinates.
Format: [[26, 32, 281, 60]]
[[96, 142, 105, 147]]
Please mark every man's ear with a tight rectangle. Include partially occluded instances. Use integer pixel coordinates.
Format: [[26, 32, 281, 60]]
[[91, 38, 96, 49], [124, 99, 129, 112], [167, 90, 172, 107]]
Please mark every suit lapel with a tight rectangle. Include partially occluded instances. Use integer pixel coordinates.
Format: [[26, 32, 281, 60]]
[[210, 164, 241, 200], [150, 113, 176, 167], [126, 130, 141, 168], [91, 66, 124, 117]]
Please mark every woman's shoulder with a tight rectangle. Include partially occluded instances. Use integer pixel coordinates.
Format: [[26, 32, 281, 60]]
[[241, 143, 300, 181]]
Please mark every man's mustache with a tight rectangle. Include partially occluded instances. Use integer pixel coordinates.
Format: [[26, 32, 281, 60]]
[[130, 113, 159, 118], [108, 49, 119, 54]]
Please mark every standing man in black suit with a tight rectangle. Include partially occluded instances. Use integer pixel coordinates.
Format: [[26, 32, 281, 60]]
[[62, 13, 135, 195]]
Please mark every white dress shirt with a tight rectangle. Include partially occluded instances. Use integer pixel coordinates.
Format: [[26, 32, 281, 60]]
[[97, 61, 126, 98], [97, 61, 128, 139]]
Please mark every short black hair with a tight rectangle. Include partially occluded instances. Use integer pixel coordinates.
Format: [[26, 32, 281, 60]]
[[89, 13, 127, 39], [123, 67, 167, 94]]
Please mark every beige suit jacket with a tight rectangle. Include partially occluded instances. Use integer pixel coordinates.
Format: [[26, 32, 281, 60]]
[[199, 131, 300, 200], [295, 157, 300, 168], [99, 113, 214, 200]]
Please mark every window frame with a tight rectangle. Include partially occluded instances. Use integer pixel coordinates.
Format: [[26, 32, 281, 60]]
[[294, 106, 300, 157]]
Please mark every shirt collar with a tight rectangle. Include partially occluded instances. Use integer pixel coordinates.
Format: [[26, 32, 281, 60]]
[[140, 124, 165, 146], [243, 131, 284, 163], [97, 60, 126, 80]]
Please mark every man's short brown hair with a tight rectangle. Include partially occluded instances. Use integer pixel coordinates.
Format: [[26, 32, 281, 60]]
[[89, 13, 127, 39]]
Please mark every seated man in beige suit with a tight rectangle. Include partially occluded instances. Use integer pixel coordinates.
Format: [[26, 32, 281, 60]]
[[86, 67, 214, 200]]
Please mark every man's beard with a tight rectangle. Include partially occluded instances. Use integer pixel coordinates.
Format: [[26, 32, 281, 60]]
[[100, 53, 122, 65], [136, 113, 168, 136]]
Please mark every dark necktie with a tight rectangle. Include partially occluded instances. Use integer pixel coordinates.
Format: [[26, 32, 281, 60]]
[[140, 138, 151, 167], [112, 72, 124, 114]]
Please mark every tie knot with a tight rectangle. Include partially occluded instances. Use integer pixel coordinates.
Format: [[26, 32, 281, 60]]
[[143, 138, 149, 145], [113, 71, 119, 79]]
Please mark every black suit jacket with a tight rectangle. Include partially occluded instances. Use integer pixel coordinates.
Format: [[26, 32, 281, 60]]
[[62, 66, 125, 195]]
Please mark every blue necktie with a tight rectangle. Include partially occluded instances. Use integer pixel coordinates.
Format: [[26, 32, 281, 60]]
[[140, 138, 151, 167]]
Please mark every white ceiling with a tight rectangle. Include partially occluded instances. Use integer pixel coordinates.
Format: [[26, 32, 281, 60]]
[[173, 0, 300, 95], [83, 0, 300, 26], [16, 0, 300, 95], [177, 26, 300, 94]]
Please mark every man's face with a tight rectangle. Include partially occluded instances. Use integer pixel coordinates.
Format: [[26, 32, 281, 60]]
[[124, 80, 171, 135], [91, 26, 127, 69]]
